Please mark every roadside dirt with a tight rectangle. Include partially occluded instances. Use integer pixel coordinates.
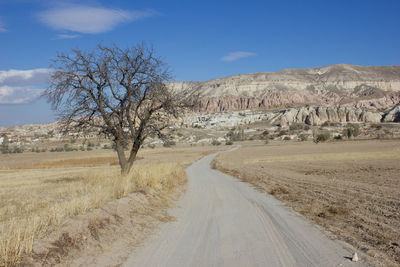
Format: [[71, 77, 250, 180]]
[[212, 140, 400, 266]]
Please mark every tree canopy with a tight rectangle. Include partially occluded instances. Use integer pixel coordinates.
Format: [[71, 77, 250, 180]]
[[45, 43, 196, 174]]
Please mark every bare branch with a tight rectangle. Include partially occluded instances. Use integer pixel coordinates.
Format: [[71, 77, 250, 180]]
[[44, 43, 198, 174]]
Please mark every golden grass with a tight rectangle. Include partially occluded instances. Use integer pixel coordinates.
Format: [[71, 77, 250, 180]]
[[0, 156, 120, 170], [0, 163, 185, 266]]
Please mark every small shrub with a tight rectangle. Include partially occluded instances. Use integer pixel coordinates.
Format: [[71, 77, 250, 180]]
[[344, 123, 360, 138], [163, 140, 176, 147], [147, 144, 156, 149], [298, 134, 308, 141], [314, 133, 330, 143], [289, 123, 304, 131], [211, 139, 221, 146], [13, 147, 23, 153], [283, 136, 291, 141], [225, 140, 233, 145], [270, 186, 289, 196]]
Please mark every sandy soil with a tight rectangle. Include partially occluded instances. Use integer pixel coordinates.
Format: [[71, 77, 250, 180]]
[[213, 140, 400, 266], [124, 153, 363, 267]]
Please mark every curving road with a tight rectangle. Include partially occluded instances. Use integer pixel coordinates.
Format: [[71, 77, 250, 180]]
[[124, 152, 361, 267]]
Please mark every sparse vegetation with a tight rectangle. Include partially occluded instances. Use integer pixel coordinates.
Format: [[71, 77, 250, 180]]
[[314, 133, 330, 143], [289, 123, 305, 131], [163, 140, 176, 147], [298, 134, 308, 141], [226, 127, 245, 142], [211, 139, 221, 146], [344, 123, 360, 138], [147, 143, 156, 149]]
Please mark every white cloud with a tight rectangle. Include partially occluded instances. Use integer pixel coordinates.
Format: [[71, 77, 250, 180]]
[[221, 51, 256, 62], [0, 85, 43, 104], [55, 34, 80, 39], [0, 69, 52, 85], [0, 69, 52, 104], [37, 5, 156, 34]]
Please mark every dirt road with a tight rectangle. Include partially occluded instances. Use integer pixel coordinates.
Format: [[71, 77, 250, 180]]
[[124, 153, 361, 267]]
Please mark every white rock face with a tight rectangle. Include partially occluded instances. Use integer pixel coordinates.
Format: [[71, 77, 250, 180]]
[[383, 105, 400, 122], [279, 106, 383, 126], [182, 105, 400, 129], [169, 64, 400, 112]]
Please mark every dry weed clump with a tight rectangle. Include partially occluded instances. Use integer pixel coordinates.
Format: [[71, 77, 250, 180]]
[[0, 163, 185, 267]]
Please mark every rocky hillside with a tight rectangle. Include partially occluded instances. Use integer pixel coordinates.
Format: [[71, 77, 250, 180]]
[[169, 64, 400, 112]]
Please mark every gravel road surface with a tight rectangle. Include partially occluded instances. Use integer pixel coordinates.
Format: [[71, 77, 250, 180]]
[[125, 152, 361, 267]]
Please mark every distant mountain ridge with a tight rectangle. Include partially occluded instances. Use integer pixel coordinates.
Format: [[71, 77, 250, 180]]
[[169, 64, 400, 112]]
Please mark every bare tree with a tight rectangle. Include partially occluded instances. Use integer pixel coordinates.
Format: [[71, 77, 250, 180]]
[[45, 43, 196, 174]]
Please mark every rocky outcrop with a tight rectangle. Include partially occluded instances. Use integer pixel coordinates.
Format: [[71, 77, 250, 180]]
[[277, 106, 384, 126], [382, 105, 400, 122], [169, 64, 400, 112]]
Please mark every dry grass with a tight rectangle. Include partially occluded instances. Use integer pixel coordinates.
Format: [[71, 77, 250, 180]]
[[0, 156, 122, 170], [213, 140, 400, 266], [0, 145, 220, 266], [0, 144, 220, 266]]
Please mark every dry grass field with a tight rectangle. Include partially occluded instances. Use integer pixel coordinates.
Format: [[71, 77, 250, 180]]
[[0, 145, 220, 266], [213, 140, 400, 266]]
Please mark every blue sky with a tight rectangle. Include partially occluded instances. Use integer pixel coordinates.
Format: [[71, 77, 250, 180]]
[[0, 0, 399, 126]]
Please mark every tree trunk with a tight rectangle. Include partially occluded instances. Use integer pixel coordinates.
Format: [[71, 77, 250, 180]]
[[124, 140, 141, 175], [115, 141, 128, 175]]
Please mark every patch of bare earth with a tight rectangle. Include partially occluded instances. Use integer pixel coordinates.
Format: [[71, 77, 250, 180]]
[[212, 140, 400, 266]]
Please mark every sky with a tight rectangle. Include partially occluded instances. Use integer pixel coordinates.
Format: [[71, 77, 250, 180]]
[[0, 0, 399, 126]]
